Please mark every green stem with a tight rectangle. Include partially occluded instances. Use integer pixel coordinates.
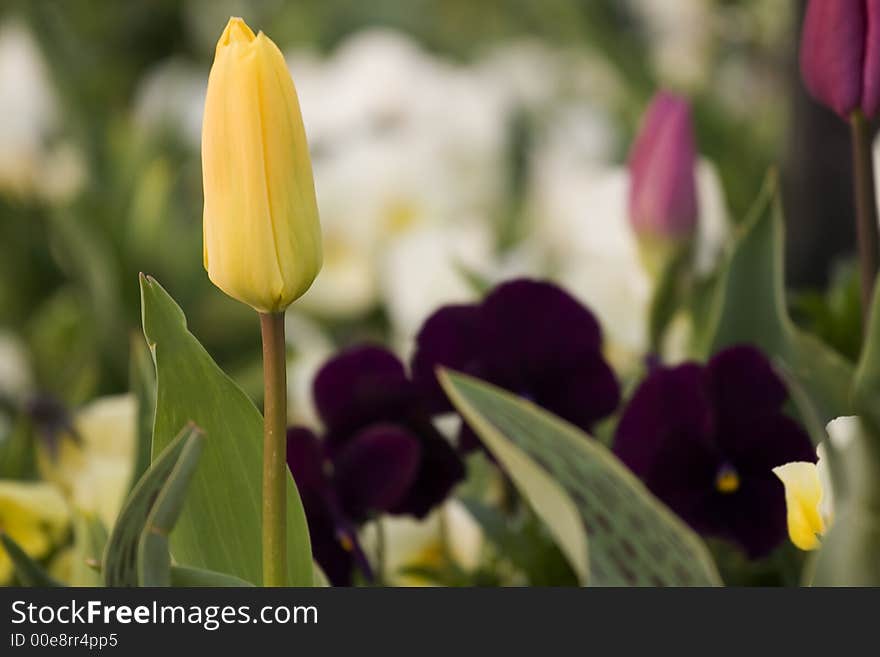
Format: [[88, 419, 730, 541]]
[[260, 312, 287, 587], [850, 112, 879, 329]]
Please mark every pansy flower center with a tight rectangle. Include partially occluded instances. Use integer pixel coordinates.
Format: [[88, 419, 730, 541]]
[[715, 463, 740, 494]]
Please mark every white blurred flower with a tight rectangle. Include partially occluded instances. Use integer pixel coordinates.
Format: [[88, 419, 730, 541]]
[[0, 331, 32, 403], [382, 222, 494, 350], [526, 141, 729, 367], [0, 20, 84, 201], [132, 58, 206, 148], [629, 0, 714, 89], [360, 499, 483, 586], [284, 312, 334, 429], [289, 30, 507, 322], [37, 394, 136, 530]]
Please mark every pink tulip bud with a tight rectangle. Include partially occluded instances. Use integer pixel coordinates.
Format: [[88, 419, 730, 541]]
[[800, 0, 880, 119], [628, 91, 698, 244]]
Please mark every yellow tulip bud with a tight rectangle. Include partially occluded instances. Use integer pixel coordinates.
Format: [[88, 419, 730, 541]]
[[202, 17, 322, 313]]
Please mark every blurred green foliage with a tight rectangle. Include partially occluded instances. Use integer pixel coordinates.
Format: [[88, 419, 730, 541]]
[[0, 0, 789, 401]]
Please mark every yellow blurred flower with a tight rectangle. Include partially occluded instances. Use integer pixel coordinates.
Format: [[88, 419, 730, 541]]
[[0, 481, 68, 583], [37, 394, 136, 530], [202, 17, 322, 313]]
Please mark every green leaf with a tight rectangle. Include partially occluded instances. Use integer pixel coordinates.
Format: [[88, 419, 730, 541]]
[[810, 417, 880, 586], [129, 332, 156, 490], [460, 497, 576, 585], [69, 511, 107, 586], [139, 274, 313, 586], [695, 172, 853, 427], [440, 370, 721, 586], [103, 423, 204, 586], [312, 563, 330, 587], [138, 425, 206, 587], [852, 277, 880, 432], [0, 534, 62, 587], [169, 565, 254, 587]]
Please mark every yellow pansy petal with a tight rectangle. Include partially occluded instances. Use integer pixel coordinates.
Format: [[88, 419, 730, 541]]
[[773, 461, 825, 551], [0, 480, 69, 581]]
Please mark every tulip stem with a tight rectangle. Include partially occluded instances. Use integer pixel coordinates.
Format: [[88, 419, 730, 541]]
[[260, 311, 287, 587], [850, 112, 879, 328]]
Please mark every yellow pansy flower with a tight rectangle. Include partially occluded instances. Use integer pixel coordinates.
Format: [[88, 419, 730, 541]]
[[0, 481, 68, 583]]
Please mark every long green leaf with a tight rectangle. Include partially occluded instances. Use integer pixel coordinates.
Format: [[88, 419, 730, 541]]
[[169, 565, 254, 587], [0, 534, 62, 587], [69, 511, 107, 587], [138, 426, 206, 586], [129, 331, 157, 489], [695, 172, 852, 429], [139, 274, 313, 586], [440, 370, 721, 586], [810, 417, 880, 586], [852, 277, 880, 432], [103, 424, 203, 586]]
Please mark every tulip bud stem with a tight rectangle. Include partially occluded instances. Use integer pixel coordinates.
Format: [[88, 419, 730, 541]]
[[260, 311, 287, 587], [850, 112, 879, 328]]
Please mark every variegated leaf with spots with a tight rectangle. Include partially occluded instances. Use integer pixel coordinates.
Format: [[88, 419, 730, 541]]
[[441, 370, 722, 586]]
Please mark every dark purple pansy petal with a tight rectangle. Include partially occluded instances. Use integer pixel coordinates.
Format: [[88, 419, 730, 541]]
[[307, 510, 374, 587], [457, 422, 482, 453], [479, 279, 603, 384], [333, 423, 421, 522], [706, 345, 788, 426], [287, 427, 331, 505], [306, 510, 354, 586], [613, 363, 715, 478], [532, 352, 620, 432], [714, 474, 788, 559], [411, 304, 486, 413], [313, 345, 416, 440], [389, 426, 465, 518], [287, 428, 373, 586], [720, 414, 817, 473]]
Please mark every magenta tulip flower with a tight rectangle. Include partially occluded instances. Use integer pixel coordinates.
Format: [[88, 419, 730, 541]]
[[628, 91, 698, 245], [800, 0, 880, 119]]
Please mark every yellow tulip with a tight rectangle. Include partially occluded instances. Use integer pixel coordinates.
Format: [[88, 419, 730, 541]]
[[0, 481, 68, 583], [202, 17, 322, 313], [773, 461, 827, 551]]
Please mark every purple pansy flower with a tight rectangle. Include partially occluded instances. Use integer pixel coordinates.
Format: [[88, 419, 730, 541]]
[[411, 278, 620, 450], [288, 346, 465, 585], [613, 345, 816, 558]]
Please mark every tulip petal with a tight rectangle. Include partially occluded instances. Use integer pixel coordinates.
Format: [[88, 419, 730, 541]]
[[253, 33, 322, 306], [800, 1, 866, 117], [863, 0, 880, 116], [628, 91, 698, 239], [773, 461, 826, 551], [202, 18, 322, 312]]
